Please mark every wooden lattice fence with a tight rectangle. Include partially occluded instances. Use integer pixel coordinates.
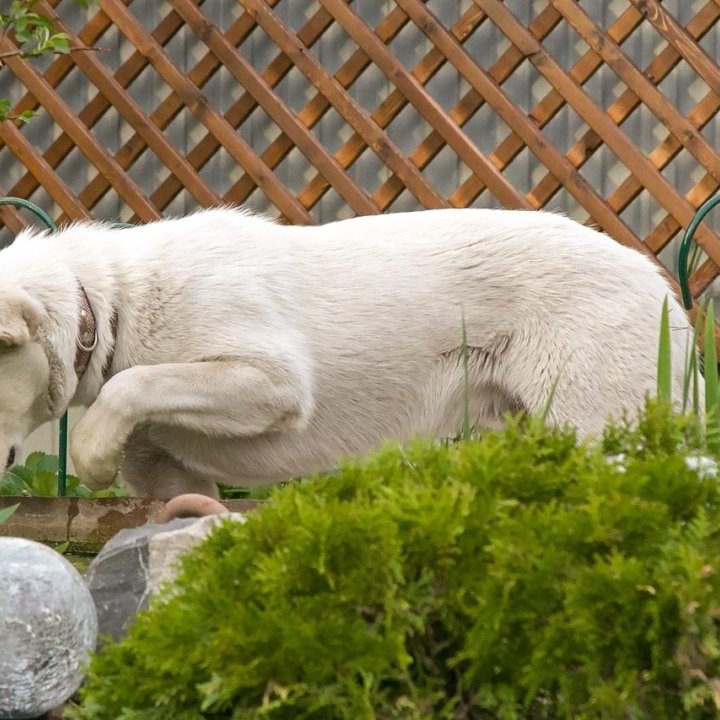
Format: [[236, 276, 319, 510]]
[[2, 0, 720, 312]]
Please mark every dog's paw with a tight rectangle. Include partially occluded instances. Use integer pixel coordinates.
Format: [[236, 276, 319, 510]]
[[71, 416, 124, 490]]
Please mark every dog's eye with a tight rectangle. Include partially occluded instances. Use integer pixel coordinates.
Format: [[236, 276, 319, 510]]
[[5, 448, 15, 470]]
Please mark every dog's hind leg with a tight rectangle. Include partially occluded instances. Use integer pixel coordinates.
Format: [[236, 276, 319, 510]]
[[117, 426, 220, 499], [495, 317, 690, 440]]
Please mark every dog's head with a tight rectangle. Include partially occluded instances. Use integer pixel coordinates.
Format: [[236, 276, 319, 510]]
[[0, 287, 52, 470]]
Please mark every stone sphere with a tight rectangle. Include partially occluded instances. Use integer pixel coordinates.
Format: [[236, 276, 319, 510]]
[[0, 537, 98, 719]]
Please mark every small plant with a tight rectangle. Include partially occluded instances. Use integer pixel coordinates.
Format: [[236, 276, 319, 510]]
[[0, 0, 98, 123], [0, 451, 127, 498]]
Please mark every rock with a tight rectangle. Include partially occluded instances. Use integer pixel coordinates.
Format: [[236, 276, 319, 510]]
[[146, 513, 245, 597], [0, 538, 97, 720], [83, 517, 195, 644], [85, 513, 245, 644]]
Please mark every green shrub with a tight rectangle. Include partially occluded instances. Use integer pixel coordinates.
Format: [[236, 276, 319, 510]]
[[74, 403, 720, 720]]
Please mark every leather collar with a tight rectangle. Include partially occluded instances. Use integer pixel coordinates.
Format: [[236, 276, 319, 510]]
[[74, 284, 116, 381]]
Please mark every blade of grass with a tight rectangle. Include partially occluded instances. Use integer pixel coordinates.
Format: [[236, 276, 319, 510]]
[[657, 297, 672, 405], [461, 312, 472, 441], [541, 354, 573, 424], [0, 502, 19, 524], [704, 300, 720, 451], [682, 306, 703, 414]]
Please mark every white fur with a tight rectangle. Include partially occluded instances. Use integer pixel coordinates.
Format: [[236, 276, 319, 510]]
[[0, 207, 699, 498]]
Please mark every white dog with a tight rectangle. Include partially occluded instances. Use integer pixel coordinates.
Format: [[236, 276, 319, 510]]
[[0, 207, 698, 498]]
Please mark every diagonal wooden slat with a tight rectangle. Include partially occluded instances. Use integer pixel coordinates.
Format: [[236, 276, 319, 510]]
[[478, 0, 720, 271], [0, 37, 159, 221], [632, 0, 720, 103], [642, 78, 720, 259], [98, 0, 312, 224], [169, 0, 377, 215], [319, 0, 528, 209], [552, 0, 720, 187], [42, 1, 223, 209], [530, 1, 720, 214], [396, 0, 646, 255], [0, 181, 36, 235], [453, 4, 645, 209], [0, 121, 92, 220], [0, 0, 107, 155], [298, 4, 490, 213], [153, 0, 330, 211], [86, 0, 277, 220], [370, 4, 564, 212], [228, 3, 422, 208], [239, 0, 447, 209], [7, 0, 188, 208]]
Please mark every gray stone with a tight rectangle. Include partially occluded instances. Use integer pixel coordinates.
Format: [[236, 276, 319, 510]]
[[0, 537, 97, 720], [146, 513, 246, 597], [85, 514, 245, 644], [84, 517, 195, 643]]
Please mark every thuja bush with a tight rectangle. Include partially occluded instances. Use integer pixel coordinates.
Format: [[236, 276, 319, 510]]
[[74, 402, 720, 719]]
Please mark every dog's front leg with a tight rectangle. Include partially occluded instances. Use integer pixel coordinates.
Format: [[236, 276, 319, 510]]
[[70, 359, 313, 489]]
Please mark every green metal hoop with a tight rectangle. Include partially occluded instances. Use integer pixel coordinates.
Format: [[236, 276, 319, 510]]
[[678, 195, 720, 311]]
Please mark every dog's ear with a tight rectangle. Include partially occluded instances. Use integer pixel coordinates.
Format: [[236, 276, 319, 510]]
[[0, 289, 45, 348]]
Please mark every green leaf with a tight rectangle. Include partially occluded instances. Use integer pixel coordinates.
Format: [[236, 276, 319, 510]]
[[704, 300, 719, 451], [0, 503, 20, 525], [54, 541, 69, 554], [46, 32, 70, 54], [682, 307, 703, 414], [656, 296, 672, 404], [0, 99, 11, 122], [30, 470, 59, 497], [65, 473, 80, 493], [13, 12, 51, 43], [37, 454, 58, 474], [15, 12, 53, 32], [24, 451, 49, 473], [32, 25, 51, 51], [7, 465, 35, 484], [15, 109, 36, 125], [0, 470, 32, 496]]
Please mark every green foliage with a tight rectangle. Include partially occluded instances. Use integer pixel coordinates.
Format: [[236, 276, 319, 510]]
[[0, 451, 127, 498], [0, 0, 96, 123], [658, 296, 720, 446], [74, 401, 720, 719]]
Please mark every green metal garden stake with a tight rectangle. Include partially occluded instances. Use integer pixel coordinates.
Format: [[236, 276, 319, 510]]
[[678, 195, 720, 311]]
